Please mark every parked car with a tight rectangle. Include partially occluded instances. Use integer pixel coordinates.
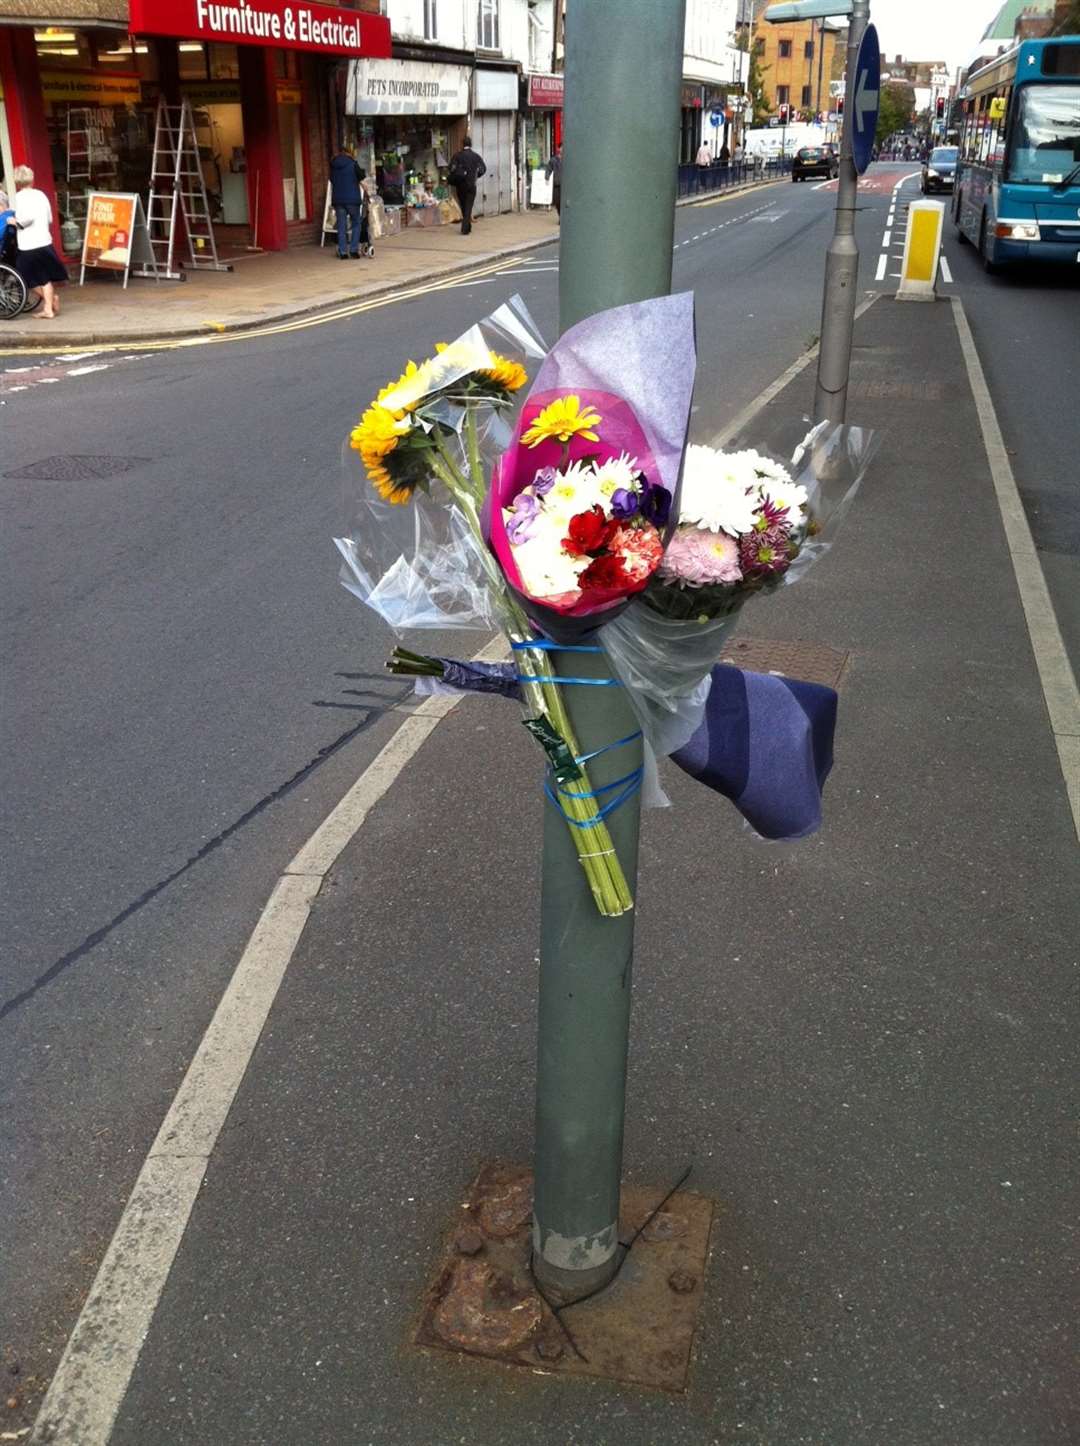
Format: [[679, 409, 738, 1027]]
[[792, 146, 837, 181], [922, 146, 958, 194]]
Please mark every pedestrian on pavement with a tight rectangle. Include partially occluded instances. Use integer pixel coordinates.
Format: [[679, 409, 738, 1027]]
[[448, 136, 486, 235], [329, 142, 364, 259], [544, 146, 562, 217], [11, 166, 66, 319], [719, 141, 731, 166], [733, 141, 744, 166], [695, 139, 712, 191]]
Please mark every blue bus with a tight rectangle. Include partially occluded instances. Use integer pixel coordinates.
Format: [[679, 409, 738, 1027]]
[[954, 36, 1080, 270]]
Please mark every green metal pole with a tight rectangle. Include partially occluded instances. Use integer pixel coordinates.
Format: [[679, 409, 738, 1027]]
[[531, 0, 686, 1301]]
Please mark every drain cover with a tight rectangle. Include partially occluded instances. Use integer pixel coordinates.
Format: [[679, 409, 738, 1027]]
[[720, 636, 850, 690], [4, 455, 150, 481]]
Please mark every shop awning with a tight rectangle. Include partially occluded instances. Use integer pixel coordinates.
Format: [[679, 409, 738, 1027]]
[[0, 0, 129, 26]]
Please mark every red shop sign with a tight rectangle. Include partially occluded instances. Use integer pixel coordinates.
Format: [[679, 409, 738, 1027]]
[[129, 0, 391, 58], [527, 73, 564, 108]]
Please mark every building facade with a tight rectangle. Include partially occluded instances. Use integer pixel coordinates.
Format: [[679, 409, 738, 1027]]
[[680, 0, 743, 160], [752, 9, 842, 122]]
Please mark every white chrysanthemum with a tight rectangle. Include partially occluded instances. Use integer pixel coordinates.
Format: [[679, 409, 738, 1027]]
[[543, 460, 600, 524], [590, 451, 640, 500], [512, 513, 587, 600], [762, 476, 809, 525], [678, 444, 761, 537], [731, 448, 794, 490]]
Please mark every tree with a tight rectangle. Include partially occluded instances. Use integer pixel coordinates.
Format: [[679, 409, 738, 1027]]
[[876, 82, 916, 145], [736, 29, 772, 125]]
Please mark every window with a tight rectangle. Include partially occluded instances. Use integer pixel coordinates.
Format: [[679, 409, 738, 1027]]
[[777, 85, 790, 105], [778, 39, 792, 58], [424, 0, 437, 40], [754, 36, 765, 55], [478, 0, 500, 51], [804, 40, 814, 59], [801, 85, 812, 107], [1007, 84, 1080, 182]]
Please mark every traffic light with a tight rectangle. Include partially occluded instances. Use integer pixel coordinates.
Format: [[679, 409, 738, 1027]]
[[936, 96, 946, 119], [779, 104, 790, 123], [837, 95, 844, 116]]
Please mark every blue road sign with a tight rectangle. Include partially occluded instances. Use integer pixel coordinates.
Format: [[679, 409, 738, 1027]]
[[710, 108, 723, 128], [851, 22, 880, 175]]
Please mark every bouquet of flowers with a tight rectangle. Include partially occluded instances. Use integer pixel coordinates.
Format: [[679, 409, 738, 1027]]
[[336, 294, 696, 917]]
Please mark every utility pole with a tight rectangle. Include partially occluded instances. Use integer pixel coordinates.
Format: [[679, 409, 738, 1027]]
[[531, 0, 686, 1301], [813, 0, 869, 424]]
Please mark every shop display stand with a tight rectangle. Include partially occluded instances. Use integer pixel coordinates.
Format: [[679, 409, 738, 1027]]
[[136, 97, 231, 281]]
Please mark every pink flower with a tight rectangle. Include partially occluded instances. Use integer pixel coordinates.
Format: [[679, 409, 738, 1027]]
[[610, 524, 663, 586], [658, 526, 742, 587]]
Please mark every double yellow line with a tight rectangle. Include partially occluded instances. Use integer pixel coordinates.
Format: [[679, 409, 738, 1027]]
[[0, 253, 527, 359]]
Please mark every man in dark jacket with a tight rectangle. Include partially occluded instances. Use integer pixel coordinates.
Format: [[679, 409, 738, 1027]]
[[329, 143, 364, 258], [447, 136, 486, 235]]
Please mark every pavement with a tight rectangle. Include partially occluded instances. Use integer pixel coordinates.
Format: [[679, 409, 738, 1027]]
[[0, 179, 773, 349], [33, 294, 1078, 1443]]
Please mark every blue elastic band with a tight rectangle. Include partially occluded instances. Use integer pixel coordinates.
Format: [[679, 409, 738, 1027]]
[[513, 675, 621, 686], [554, 765, 644, 800], [511, 641, 603, 654], [576, 729, 642, 766], [544, 769, 643, 826]]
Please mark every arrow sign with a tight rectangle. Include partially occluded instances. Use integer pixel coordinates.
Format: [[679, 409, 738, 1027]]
[[850, 22, 880, 175]]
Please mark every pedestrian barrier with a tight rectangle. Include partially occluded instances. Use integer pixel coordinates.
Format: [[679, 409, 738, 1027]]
[[676, 157, 790, 200], [897, 199, 945, 301]]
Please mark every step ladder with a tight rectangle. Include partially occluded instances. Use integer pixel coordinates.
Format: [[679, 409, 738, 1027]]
[[136, 96, 230, 280], [64, 108, 92, 247]]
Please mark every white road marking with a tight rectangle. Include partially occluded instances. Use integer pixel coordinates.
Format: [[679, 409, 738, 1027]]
[[4, 365, 34, 373], [952, 297, 1080, 838], [37, 376, 60, 383], [940, 254, 953, 283], [883, 229, 892, 246], [54, 351, 101, 362], [812, 179, 833, 190], [66, 365, 110, 377], [875, 254, 888, 280]]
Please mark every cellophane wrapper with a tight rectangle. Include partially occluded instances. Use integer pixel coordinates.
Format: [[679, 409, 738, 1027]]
[[601, 421, 880, 758], [333, 295, 547, 632]]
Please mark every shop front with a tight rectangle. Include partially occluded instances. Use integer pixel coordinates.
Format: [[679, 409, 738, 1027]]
[[680, 80, 704, 163], [524, 71, 562, 207], [0, 0, 391, 262], [345, 54, 470, 234]]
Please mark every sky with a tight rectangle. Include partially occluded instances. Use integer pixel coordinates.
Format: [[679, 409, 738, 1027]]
[[861, 0, 1006, 75]]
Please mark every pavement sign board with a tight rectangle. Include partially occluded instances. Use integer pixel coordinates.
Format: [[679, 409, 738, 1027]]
[[851, 22, 880, 175]]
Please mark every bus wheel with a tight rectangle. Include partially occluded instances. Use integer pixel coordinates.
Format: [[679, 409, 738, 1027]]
[[979, 216, 999, 275]]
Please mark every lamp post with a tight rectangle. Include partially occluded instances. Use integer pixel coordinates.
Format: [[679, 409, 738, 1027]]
[[531, 0, 687, 1301]]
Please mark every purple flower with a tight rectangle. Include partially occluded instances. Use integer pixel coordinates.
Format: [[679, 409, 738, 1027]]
[[641, 482, 671, 528], [533, 466, 558, 496], [506, 490, 542, 545], [611, 487, 641, 519]]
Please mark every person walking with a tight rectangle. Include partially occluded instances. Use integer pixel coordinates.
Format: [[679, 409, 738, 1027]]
[[448, 135, 485, 235], [544, 146, 562, 217], [329, 142, 364, 259], [11, 167, 66, 319], [695, 139, 712, 192]]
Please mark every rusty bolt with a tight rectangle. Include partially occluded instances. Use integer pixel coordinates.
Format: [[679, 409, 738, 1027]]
[[536, 1335, 565, 1363], [454, 1228, 485, 1257], [668, 1269, 697, 1295]]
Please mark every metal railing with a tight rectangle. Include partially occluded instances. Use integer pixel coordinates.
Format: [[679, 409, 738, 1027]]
[[676, 156, 791, 199]]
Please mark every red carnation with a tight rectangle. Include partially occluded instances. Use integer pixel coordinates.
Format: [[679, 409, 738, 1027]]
[[563, 505, 616, 557], [579, 553, 631, 591]]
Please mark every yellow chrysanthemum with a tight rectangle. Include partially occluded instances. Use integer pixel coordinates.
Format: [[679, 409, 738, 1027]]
[[521, 394, 601, 449]]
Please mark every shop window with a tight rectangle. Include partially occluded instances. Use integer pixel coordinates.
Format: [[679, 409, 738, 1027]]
[[179, 41, 209, 80], [209, 44, 240, 80], [424, 0, 438, 41], [478, 0, 500, 52], [778, 39, 792, 58], [34, 28, 92, 70]]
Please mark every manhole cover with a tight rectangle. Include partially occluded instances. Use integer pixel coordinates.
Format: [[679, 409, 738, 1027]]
[[720, 636, 850, 690], [4, 455, 150, 481]]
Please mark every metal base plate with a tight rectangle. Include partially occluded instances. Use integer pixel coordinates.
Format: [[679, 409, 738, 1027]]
[[414, 1163, 713, 1392], [719, 635, 851, 691]]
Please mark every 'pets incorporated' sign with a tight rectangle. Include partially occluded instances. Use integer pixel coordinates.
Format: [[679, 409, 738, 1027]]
[[128, 0, 391, 58]]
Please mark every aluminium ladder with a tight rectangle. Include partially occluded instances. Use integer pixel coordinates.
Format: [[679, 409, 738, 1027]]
[[65, 108, 92, 247], [136, 96, 230, 280]]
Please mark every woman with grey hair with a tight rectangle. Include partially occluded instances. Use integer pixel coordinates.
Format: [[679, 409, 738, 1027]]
[[12, 165, 67, 319]]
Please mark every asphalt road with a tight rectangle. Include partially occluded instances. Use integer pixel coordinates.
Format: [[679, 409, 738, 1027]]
[[1, 164, 1075, 1426]]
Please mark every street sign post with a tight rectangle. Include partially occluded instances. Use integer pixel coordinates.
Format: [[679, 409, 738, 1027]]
[[710, 108, 723, 128], [851, 23, 880, 174]]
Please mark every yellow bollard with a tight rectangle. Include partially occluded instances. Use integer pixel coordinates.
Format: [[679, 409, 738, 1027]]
[[897, 200, 945, 302]]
